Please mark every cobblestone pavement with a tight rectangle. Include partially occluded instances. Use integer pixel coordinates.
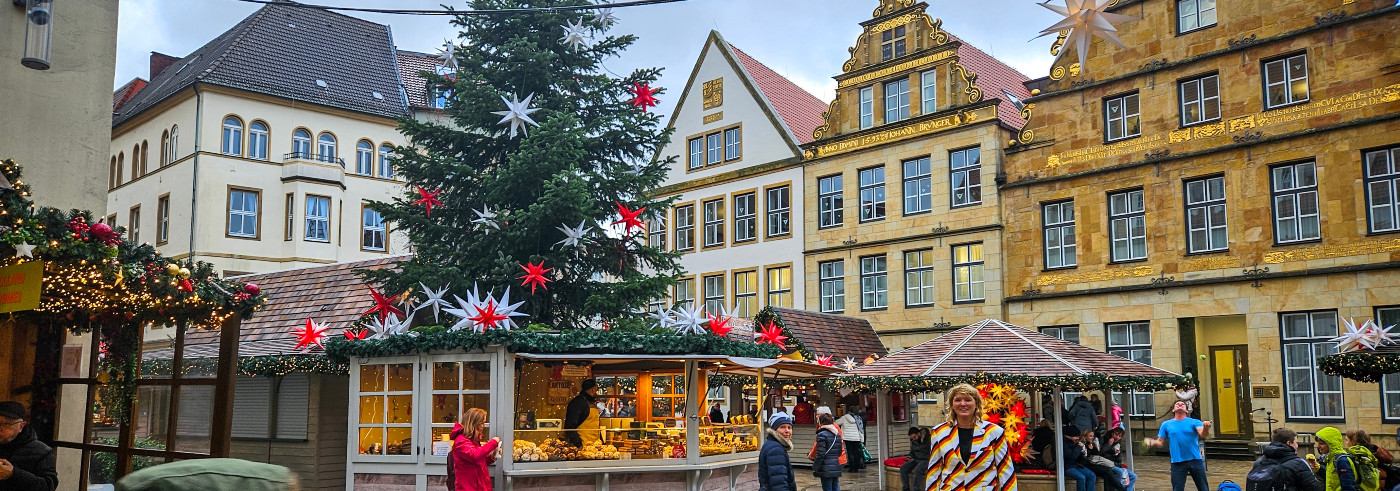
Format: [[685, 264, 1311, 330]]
[[793, 456, 1257, 491]]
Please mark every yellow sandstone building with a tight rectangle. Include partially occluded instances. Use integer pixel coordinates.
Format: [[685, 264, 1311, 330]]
[[1001, 0, 1400, 444], [801, 0, 1030, 350]]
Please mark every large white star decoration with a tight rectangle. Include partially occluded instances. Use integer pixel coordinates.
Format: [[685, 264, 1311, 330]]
[[841, 357, 859, 371], [560, 18, 589, 51], [444, 283, 488, 332], [490, 286, 530, 331], [592, 7, 617, 28], [368, 313, 404, 340], [1332, 318, 1399, 353], [650, 306, 676, 331], [1035, 0, 1138, 72], [491, 93, 541, 139], [472, 205, 501, 233], [13, 241, 34, 258], [554, 220, 591, 250], [437, 39, 459, 71], [620, 160, 648, 176], [417, 282, 452, 323], [670, 304, 709, 336]]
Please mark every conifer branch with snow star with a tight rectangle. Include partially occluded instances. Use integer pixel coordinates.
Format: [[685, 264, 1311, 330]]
[[554, 220, 590, 249], [492, 93, 541, 138], [518, 261, 553, 294], [418, 282, 451, 323], [630, 83, 660, 112], [560, 18, 589, 51], [592, 7, 617, 28], [472, 205, 501, 233], [413, 186, 443, 217]]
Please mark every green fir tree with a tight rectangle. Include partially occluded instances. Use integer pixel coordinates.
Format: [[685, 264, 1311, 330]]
[[364, 0, 680, 330]]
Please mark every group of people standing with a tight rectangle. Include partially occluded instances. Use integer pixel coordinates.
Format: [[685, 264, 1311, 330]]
[[1247, 425, 1397, 491], [760, 403, 870, 491]]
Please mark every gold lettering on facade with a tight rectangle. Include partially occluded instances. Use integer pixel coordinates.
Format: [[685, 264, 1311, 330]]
[[1263, 238, 1400, 264], [1181, 256, 1240, 271], [837, 50, 955, 89], [1170, 128, 1193, 143], [1228, 115, 1256, 132], [702, 78, 723, 110], [1032, 266, 1155, 287], [809, 106, 991, 158], [1044, 134, 1165, 168], [702, 112, 723, 124], [1193, 122, 1225, 138], [872, 13, 919, 33]]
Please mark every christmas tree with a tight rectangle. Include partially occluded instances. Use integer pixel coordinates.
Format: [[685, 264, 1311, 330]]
[[365, 0, 680, 330]]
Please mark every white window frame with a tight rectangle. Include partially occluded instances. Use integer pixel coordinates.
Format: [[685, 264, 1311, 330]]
[[1271, 161, 1321, 244], [1104, 93, 1141, 142], [1378, 307, 1400, 422], [920, 69, 937, 115], [647, 216, 666, 250], [732, 270, 757, 319], [819, 260, 845, 313], [1179, 74, 1221, 126], [350, 357, 419, 463], [362, 207, 386, 251], [1109, 189, 1147, 262], [228, 189, 258, 238], [818, 175, 843, 229], [688, 137, 704, 170], [1107, 321, 1155, 418], [674, 205, 695, 251], [674, 278, 695, 308], [859, 87, 874, 129], [1281, 311, 1344, 420], [903, 157, 931, 215], [1264, 53, 1310, 109], [766, 266, 792, 308], [706, 133, 722, 165], [858, 167, 886, 222], [1043, 201, 1077, 269], [733, 193, 756, 243], [248, 121, 269, 160], [292, 129, 312, 159], [860, 255, 888, 311], [703, 275, 725, 315], [378, 144, 394, 178], [305, 195, 330, 243], [1185, 175, 1228, 253], [157, 195, 170, 244], [1177, 0, 1217, 33], [766, 186, 790, 238], [904, 249, 934, 307], [702, 199, 724, 247], [356, 140, 374, 175], [723, 127, 741, 161], [884, 78, 910, 123], [1040, 326, 1080, 345], [1364, 147, 1400, 234], [221, 117, 243, 156], [317, 132, 337, 163], [950, 147, 982, 208], [952, 243, 985, 303]]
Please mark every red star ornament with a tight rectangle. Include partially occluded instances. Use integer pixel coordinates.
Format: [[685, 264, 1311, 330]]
[[517, 261, 553, 294], [1010, 400, 1028, 419], [986, 412, 1002, 426], [469, 301, 508, 330], [815, 355, 834, 367], [756, 322, 787, 351], [630, 83, 660, 112], [707, 312, 732, 337], [360, 286, 405, 323], [344, 328, 368, 341], [612, 202, 647, 235], [293, 319, 329, 351], [412, 186, 444, 217]]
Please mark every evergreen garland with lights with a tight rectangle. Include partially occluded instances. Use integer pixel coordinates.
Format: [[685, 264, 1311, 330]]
[[1320, 352, 1399, 383], [827, 372, 1191, 394], [752, 306, 812, 360], [325, 325, 781, 362]]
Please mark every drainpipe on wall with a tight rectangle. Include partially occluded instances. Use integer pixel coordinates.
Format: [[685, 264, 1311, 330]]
[[188, 84, 203, 261]]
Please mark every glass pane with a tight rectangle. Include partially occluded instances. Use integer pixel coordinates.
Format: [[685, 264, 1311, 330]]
[[90, 452, 120, 487], [1288, 393, 1313, 418], [360, 365, 384, 392], [464, 361, 490, 391], [433, 362, 460, 391], [359, 427, 385, 455], [133, 386, 170, 448], [1319, 393, 1343, 418], [432, 394, 459, 425], [1131, 323, 1150, 344], [387, 364, 413, 392], [1312, 313, 1338, 337], [386, 427, 413, 456], [1273, 166, 1294, 190], [653, 375, 672, 394], [360, 396, 384, 424], [174, 385, 214, 454], [652, 397, 672, 418], [387, 395, 413, 424], [1108, 325, 1128, 347]]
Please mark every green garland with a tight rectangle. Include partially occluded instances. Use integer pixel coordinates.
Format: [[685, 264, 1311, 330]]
[[140, 355, 348, 378], [325, 326, 781, 363], [826, 372, 1192, 393], [1320, 352, 1398, 383], [753, 306, 813, 361]]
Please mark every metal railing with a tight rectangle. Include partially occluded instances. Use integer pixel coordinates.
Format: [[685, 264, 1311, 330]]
[[283, 151, 345, 168]]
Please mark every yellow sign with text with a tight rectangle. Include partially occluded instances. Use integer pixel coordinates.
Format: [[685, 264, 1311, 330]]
[[0, 261, 42, 313]]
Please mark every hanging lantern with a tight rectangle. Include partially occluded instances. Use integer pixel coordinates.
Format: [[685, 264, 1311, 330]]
[[21, 0, 54, 70]]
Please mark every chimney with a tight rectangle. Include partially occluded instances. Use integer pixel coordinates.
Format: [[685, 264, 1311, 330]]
[[150, 52, 180, 79]]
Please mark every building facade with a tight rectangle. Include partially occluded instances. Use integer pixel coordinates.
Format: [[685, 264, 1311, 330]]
[[652, 31, 826, 318], [108, 3, 430, 277], [1001, 0, 1400, 440], [800, 0, 1030, 350]]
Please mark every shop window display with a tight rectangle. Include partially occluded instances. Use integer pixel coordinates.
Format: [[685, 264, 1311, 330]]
[[358, 363, 415, 455]]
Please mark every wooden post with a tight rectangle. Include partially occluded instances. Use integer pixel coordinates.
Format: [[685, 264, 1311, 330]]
[[876, 389, 891, 490], [209, 313, 241, 457], [1054, 387, 1065, 491]]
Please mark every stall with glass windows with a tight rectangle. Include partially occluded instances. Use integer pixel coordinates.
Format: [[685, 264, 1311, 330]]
[[345, 344, 842, 491]]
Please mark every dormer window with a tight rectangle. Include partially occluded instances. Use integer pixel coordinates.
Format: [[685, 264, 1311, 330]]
[[880, 26, 906, 61]]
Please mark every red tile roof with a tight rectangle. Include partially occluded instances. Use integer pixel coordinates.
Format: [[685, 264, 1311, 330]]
[[112, 78, 147, 113], [728, 45, 827, 145], [770, 307, 888, 361], [949, 34, 1032, 128], [849, 319, 1180, 379], [396, 50, 441, 109]]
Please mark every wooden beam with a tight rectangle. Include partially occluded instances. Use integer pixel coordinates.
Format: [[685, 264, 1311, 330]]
[[209, 314, 241, 457]]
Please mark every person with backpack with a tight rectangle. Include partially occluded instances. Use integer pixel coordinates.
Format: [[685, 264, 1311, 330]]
[[1345, 430, 1383, 491], [1311, 426, 1360, 491], [1247, 427, 1323, 491], [812, 413, 843, 491]]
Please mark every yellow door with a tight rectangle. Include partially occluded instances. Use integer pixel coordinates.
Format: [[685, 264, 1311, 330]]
[[1214, 349, 1238, 436]]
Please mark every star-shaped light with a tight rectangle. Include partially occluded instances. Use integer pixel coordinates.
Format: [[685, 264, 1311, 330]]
[[756, 322, 787, 351], [620, 160, 648, 176], [445, 293, 483, 332], [612, 202, 646, 234], [592, 7, 617, 28], [815, 355, 835, 367], [650, 306, 675, 331], [13, 241, 34, 258], [518, 261, 553, 294], [367, 313, 404, 340], [560, 18, 589, 51], [554, 220, 591, 251], [492, 93, 541, 139], [707, 309, 733, 337], [630, 83, 660, 112], [1010, 400, 1029, 419], [437, 39, 459, 71], [344, 328, 368, 341], [417, 282, 452, 323], [1332, 317, 1367, 353], [360, 286, 404, 323], [841, 357, 859, 371], [412, 186, 443, 217], [472, 205, 501, 233], [670, 304, 709, 336], [293, 319, 330, 351], [1035, 0, 1138, 72], [469, 300, 508, 330]]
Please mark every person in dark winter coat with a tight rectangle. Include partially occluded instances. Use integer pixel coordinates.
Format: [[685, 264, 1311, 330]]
[[1062, 429, 1097, 491], [759, 415, 796, 491], [812, 414, 843, 491], [901, 426, 930, 491], [1250, 428, 1323, 491], [563, 379, 598, 447], [1068, 396, 1098, 434], [0, 401, 56, 491]]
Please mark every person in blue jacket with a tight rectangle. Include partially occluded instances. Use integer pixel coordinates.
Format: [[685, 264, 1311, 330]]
[[813, 413, 843, 491], [759, 414, 796, 491]]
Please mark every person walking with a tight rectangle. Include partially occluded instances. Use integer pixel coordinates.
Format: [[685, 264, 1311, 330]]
[[1311, 426, 1360, 491], [448, 408, 501, 491], [835, 406, 865, 473], [1068, 396, 1098, 434], [1100, 427, 1138, 491], [1246, 427, 1322, 491], [924, 383, 1016, 490], [758, 415, 796, 491], [900, 426, 930, 491], [1145, 400, 1212, 491], [812, 414, 843, 491], [0, 401, 56, 491]]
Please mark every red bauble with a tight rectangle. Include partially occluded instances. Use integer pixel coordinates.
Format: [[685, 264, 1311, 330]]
[[89, 222, 120, 245], [243, 283, 260, 295], [178, 278, 194, 292]]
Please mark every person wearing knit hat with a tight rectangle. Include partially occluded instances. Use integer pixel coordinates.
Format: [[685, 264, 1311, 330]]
[[758, 415, 795, 491], [563, 379, 600, 447], [0, 400, 57, 491]]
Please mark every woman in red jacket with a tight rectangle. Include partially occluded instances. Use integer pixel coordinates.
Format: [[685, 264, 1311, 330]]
[[448, 408, 500, 491]]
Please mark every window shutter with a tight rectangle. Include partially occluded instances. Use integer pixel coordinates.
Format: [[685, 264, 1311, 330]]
[[275, 373, 310, 440], [176, 385, 216, 438], [232, 376, 272, 438]]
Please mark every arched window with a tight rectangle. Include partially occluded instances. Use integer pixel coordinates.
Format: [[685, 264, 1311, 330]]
[[378, 144, 394, 178], [140, 141, 149, 175], [160, 130, 169, 167], [292, 129, 312, 159], [355, 140, 373, 175], [116, 152, 125, 187], [109, 156, 117, 189], [132, 144, 141, 180], [317, 132, 337, 164], [221, 116, 243, 156], [248, 121, 269, 160], [169, 125, 179, 163]]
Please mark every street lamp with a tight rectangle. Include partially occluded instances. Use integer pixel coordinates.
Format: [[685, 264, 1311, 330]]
[[21, 0, 53, 70]]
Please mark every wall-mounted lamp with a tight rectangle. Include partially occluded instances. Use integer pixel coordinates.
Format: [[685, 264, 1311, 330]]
[[21, 0, 54, 70]]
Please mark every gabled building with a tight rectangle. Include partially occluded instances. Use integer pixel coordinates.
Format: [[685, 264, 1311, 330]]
[[651, 31, 826, 318], [107, 2, 435, 277], [800, 0, 1030, 350]]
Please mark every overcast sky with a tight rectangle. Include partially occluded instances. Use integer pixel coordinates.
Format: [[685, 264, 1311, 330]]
[[115, 0, 1064, 117]]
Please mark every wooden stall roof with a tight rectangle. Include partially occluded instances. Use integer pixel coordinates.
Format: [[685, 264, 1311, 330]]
[[770, 307, 888, 361]]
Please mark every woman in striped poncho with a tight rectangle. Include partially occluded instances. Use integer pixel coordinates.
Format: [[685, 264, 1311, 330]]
[[923, 383, 1017, 491]]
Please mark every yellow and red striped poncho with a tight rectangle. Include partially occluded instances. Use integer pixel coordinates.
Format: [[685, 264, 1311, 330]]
[[923, 419, 1017, 491]]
